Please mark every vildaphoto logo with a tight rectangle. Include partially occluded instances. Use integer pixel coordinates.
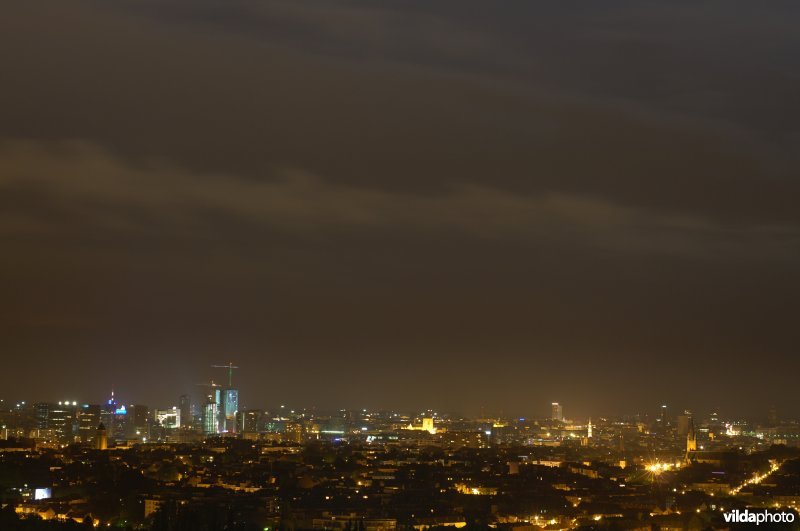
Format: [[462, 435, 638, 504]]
[[723, 509, 796, 525]]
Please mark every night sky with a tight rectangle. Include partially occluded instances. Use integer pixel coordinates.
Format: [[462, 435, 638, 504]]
[[2, 0, 799, 419]]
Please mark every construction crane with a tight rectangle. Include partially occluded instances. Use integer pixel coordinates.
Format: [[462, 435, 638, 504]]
[[211, 362, 239, 387], [195, 380, 222, 403], [196, 380, 221, 393]]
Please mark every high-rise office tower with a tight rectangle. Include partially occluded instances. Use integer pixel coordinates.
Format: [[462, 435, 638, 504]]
[[551, 402, 563, 422], [78, 404, 101, 444], [101, 390, 117, 436], [34, 402, 51, 430], [240, 409, 263, 434], [220, 388, 239, 433], [112, 405, 128, 442], [203, 395, 219, 435], [196, 381, 222, 434], [50, 401, 78, 442]]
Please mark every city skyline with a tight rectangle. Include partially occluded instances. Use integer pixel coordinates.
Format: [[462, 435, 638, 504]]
[[6, 386, 790, 447], [1, 386, 788, 426]]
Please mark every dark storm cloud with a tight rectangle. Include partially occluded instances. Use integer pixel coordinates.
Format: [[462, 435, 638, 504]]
[[0, 139, 797, 260], [1, 0, 799, 417]]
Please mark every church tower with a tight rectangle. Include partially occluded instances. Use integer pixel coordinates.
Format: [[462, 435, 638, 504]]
[[96, 423, 108, 450], [685, 416, 697, 461]]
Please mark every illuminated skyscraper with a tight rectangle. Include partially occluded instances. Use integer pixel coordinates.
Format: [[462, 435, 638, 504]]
[[197, 381, 222, 434], [203, 395, 219, 435], [78, 404, 101, 444], [100, 390, 117, 436], [551, 402, 563, 422], [50, 401, 78, 442], [240, 409, 263, 434], [220, 388, 239, 433]]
